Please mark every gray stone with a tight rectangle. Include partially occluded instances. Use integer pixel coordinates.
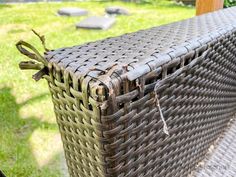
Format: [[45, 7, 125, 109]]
[[76, 16, 116, 30], [105, 6, 130, 15], [58, 7, 88, 17]]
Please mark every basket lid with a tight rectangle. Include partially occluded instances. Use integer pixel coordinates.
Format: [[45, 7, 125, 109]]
[[45, 7, 236, 80], [19, 7, 236, 82]]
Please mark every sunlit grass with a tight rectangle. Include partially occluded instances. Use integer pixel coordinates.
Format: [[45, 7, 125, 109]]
[[0, 1, 194, 176]]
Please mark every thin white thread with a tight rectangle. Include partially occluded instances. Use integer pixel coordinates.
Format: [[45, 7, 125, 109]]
[[155, 95, 169, 136]]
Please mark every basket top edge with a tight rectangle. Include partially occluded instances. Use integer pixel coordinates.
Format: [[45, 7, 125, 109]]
[[45, 7, 236, 79]]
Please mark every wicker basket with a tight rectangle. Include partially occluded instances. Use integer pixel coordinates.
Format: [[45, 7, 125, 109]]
[[17, 7, 236, 177]]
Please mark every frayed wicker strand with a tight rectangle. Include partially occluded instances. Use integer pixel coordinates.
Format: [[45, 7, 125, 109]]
[[155, 94, 170, 136], [16, 30, 49, 81]]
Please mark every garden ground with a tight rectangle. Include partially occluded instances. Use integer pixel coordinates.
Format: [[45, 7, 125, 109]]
[[0, 1, 194, 176]]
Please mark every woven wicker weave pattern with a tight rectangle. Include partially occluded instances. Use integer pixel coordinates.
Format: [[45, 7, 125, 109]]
[[18, 7, 236, 177], [44, 8, 236, 177], [45, 8, 236, 77], [193, 118, 236, 177]]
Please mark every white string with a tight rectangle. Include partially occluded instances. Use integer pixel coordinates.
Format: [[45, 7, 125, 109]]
[[155, 95, 169, 136]]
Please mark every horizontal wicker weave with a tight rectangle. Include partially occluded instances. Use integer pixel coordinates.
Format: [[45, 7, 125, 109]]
[[17, 7, 236, 177], [192, 118, 236, 177]]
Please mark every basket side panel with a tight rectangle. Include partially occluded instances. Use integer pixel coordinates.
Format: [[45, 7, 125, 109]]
[[101, 32, 236, 177], [46, 69, 105, 177]]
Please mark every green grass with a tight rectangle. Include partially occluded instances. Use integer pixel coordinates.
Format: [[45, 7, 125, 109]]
[[0, 1, 194, 176]]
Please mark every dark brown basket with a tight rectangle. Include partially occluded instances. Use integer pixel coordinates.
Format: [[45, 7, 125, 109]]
[[17, 7, 236, 177]]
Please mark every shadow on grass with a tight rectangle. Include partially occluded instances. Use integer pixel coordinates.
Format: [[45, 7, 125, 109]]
[[0, 87, 66, 177]]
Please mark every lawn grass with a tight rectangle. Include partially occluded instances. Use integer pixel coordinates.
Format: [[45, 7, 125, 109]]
[[0, 1, 194, 176]]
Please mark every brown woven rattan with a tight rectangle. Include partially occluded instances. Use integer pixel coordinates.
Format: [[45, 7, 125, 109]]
[[17, 7, 236, 177], [192, 118, 236, 177]]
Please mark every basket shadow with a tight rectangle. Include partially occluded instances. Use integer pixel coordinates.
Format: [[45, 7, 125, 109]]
[[0, 87, 67, 177]]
